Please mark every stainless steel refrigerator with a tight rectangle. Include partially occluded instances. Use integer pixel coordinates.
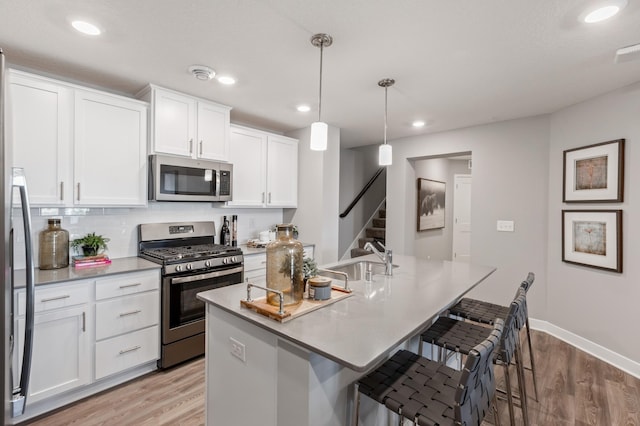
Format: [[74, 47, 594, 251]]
[[2, 48, 36, 424]]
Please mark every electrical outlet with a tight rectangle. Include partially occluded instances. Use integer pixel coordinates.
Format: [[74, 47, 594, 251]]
[[229, 337, 246, 362], [496, 220, 515, 232]]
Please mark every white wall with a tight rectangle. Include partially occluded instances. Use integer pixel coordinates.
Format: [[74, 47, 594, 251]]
[[385, 116, 550, 320], [285, 125, 340, 265], [547, 81, 640, 363], [413, 158, 470, 261], [14, 203, 282, 269]]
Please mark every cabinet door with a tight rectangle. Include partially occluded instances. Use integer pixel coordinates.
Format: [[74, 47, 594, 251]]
[[15, 306, 90, 404], [197, 101, 230, 161], [152, 89, 195, 157], [74, 90, 148, 206], [266, 135, 298, 207], [227, 126, 267, 207], [9, 72, 72, 205]]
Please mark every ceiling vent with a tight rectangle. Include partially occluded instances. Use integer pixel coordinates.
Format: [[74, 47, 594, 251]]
[[615, 43, 640, 63], [188, 65, 216, 81]]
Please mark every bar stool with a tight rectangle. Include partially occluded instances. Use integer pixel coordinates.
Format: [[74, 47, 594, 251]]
[[448, 272, 538, 401], [353, 319, 503, 426], [420, 288, 529, 426]]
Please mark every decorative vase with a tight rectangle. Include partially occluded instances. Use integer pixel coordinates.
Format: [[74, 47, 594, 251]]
[[266, 224, 304, 306], [38, 218, 69, 269]]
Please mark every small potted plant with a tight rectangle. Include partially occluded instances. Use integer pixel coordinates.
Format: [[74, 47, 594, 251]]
[[303, 256, 318, 281], [71, 232, 110, 256]]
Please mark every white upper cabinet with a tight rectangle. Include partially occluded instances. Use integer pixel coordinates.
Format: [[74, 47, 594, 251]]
[[141, 85, 231, 161], [8, 70, 148, 207], [74, 90, 148, 206], [10, 72, 72, 205], [228, 125, 298, 208]]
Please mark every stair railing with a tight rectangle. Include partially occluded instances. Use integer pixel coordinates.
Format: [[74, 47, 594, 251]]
[[339, 167, 385, 218]]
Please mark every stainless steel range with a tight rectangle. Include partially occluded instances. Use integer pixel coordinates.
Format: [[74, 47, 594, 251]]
[[138, 221, 243, 368]]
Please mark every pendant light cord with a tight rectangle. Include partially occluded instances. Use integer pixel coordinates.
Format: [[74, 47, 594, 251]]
[[318, 40, 324, 122], [384, 85, 388, 145]]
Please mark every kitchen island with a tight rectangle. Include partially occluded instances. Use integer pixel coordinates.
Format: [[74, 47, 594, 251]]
[[197, 254, 496, 425]]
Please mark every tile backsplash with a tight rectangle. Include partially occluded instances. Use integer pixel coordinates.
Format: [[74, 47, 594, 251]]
[[12, 203, 282, 269]]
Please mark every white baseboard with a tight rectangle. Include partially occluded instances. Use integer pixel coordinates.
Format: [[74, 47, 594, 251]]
[[529, 318, 640, 379]]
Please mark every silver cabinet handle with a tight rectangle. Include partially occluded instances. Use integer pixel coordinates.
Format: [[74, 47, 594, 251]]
[[41, 294, 70, 303], [262, 192, 265, 203], [199, 140, 203, 156], [76, 183, 80, 201], [119, 345, 141, 355], [189, 138, 193, 154], [268, 192, 272, 204], [60, 182, 64, 201], [82, 312, 86, 332], [119, 310, 141, 317], [119, 282, 141, 289]]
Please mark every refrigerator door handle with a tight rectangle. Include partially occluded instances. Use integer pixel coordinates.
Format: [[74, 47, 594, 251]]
[[11, 168, 35, 417]]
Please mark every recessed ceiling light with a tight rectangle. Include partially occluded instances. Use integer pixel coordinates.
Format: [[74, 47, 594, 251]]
[[412, 120, 426, 128], [297, 105, 311, 113], [581, 0, 627, 23], [217, 76, 236, 85], [71, 20, 101, 36]]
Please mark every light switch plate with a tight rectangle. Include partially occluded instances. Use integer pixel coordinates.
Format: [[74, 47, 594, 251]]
[[497, 220, 515, 232]]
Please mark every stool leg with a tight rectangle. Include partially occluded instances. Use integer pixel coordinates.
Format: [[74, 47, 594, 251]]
[[524, 318, 539, 401], [502, 363, 516, 426], [492, 393, 502, 426], [514, 340, 530, 426], [352, 382, 360, 426]]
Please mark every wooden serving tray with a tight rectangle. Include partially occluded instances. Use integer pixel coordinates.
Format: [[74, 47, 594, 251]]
[[240, 286, 353, 323]]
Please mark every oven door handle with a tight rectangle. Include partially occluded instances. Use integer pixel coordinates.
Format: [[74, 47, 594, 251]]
[[170, 266, 244, 285]]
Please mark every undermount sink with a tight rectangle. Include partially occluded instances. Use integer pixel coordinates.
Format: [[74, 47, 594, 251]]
[[320, 260, 398, 281]]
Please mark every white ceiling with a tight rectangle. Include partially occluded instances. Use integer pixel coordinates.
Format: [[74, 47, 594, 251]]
[[2, 0, 640, 148]]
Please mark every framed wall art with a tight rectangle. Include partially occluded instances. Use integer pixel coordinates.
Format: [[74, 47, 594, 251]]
[[563, 139, 624, 202], [562, 210, 622, 273], [417, 178, 445, 231]]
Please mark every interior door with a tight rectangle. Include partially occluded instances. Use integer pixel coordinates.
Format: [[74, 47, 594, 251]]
[[452, 174, 472, 262]]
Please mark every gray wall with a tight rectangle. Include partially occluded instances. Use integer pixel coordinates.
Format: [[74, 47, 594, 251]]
[[413, 158, 470, 261], [385, 116, 550, 321], [547, 81, 640, 363], [338, 145, 386, 258]]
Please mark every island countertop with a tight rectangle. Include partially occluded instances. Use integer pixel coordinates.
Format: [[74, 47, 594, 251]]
[[198, 254, 496, 372]]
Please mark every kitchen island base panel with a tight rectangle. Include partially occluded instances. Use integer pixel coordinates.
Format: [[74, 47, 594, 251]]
[[206, 304, 408, 426]]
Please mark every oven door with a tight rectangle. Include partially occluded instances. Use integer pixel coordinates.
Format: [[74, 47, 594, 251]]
[[162, 265, 243, 343]]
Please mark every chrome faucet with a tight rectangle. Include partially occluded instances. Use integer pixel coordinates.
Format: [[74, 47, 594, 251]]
[[363, 242, 393, 276]]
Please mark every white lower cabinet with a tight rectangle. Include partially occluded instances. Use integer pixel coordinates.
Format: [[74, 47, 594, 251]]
[[13, 269, 160, 414], [94, 270, 160, 380], [13, 281, 91, 404], [95, 326, 159, 380]]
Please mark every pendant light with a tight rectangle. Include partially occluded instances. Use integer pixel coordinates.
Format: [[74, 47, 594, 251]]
[[378, 78, 395, 166], [310, 33, 333, 151]]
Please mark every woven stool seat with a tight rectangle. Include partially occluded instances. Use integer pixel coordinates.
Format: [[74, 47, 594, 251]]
[[449, 298, 510, 325], [353, 320, 504, 426]]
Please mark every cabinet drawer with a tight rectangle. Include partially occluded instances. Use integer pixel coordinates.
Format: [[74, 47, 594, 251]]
[[17, 281, 90, 316], [244, 253, 266, 272], [95, 270, 159, 300], [95, 291, 159, 340], [95, 325, 159, 380]]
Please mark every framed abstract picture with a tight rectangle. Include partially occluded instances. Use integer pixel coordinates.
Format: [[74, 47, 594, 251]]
[[562, 210, 622, 272], [417, 178, 445, 231], [563, 139, 624, 202]]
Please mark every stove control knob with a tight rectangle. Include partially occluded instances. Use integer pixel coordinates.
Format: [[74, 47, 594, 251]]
[[205, 260, 212, 268], [186, 263, 193, 271], [231, 256, 237, 263], [222, 258, 228, 265], [175, 265, 183, 272]]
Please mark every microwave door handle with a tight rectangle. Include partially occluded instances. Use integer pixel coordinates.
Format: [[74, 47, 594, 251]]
[[215, 170, 220, 197], [11, 168, 35, 417]]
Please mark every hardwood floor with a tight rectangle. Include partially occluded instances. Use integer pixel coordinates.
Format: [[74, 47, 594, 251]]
[[25, 330, 640, 426]]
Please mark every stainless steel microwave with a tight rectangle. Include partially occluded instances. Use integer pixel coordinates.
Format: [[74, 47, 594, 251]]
[[148, 154, 233, 202]]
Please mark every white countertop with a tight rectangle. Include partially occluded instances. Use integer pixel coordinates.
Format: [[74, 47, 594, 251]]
[[13, 257, 161, 288], [197, 254, 496, 372]]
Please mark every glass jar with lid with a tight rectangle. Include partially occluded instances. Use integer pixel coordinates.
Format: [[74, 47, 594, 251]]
[[38, 218, 69, 269], [266, 224, 304, 306]]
